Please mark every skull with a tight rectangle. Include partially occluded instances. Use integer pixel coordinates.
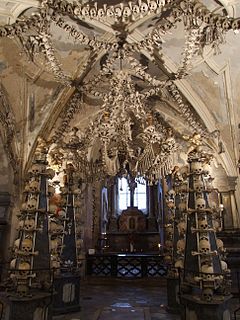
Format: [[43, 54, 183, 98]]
[[57, 209, 66, 218], [123, 6, 131, 18], [165, 240, 173, 251], [191, 161, 203, 174], [216, 239, 224, 252], [51, 255, 61, 269], [46, 168, 55, 179], [27, 197, 38, 211], [149, 1, 158, 12], [30, 163, 45, 175], [202, 288, 213, 302], [174, 259, 184, 269], [14, 238, 21, 250], [221, 260, 228, 272], [196, 197, 206, 210], [50, 238, 61, 251], [10, 259, 17, 269], [140, 2, 149, 14], [48, 185, 55, 195], [165, 225, 173, 236], [49, 203, 57, 214], [50, 221, 64, 234], [164, 255, 172, 264], [178, 201, 187, 212], [198, 217, 208, 230], [21, 202, 28, 211], [24, 183, 31, 193], [132, 4, 140, 16], [21, 238, 33, 253], [177, 221, 186, 235], [24, 218, 35, 232], [29, 180, 40, 193], [199, 239, 210, 254], [18, 261, 31, 276], [167, 188, 175, 198], [74, 199, 81, 207], [60, 186, 68, 194], [177, 239, 185, 253], [194, 180, 204, 193]]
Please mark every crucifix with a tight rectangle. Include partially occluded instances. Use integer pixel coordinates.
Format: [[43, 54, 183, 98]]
[[127, 175, 137, 207]]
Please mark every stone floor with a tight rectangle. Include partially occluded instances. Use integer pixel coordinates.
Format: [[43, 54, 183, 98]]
[[53, 277, 180, 320], [53, 276, 240, 320]]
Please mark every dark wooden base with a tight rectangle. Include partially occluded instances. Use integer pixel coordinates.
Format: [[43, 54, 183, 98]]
[[52, 273, 80, 315], [180, 294, 232, 320], [167, 277, 183, 314], [0, 291, 53, 320]]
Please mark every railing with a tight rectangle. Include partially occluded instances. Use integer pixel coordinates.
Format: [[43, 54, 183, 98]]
[[86, 253, 167, 278]]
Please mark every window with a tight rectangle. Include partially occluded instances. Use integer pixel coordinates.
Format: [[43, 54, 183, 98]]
[[118, 177, 147, 213]]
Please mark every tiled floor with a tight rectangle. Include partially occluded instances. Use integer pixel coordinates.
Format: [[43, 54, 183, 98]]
[[53, 277, 181, 320]]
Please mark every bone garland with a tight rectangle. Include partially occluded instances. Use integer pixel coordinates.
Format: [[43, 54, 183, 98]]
[[51, 92, 83, 144], [0, 86, 19, 174], [43, 0, 173, 23], [167, 82, 208, 136], [39, 32, 71, 85], [175, 27, 202, 79]]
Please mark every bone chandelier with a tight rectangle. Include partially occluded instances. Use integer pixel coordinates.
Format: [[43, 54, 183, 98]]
[[49, 51, 178, 183]]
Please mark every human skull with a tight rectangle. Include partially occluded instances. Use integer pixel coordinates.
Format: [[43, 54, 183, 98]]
[[202, 288, 213, 302], [50, 238, 61, 251], [165, 225, 173, 236], [163, 255, 172, 264], [168, 188, 175, 198], [18, 261, 31, 275], [194, 180, 204, 193], [199, 239, 210, 254], [27, 197, 38, 211], [165, 240, 173, 251], [10, 258, 17, 269], [57, 209, 66, 218], [221, 260, 228, 272], [60, 186, 68, 194], [29, 180, 40, 193], [191, 161, 203, 174], [198, 217, 208, 230], [178, 201, 187, 212], [48, 185, 55, 195], [30, 163, 45, 175], [140, 2, 149, 14], [149, 1, 158, 12], [74, 199, 81, 207], [216, 238, 224, 252], [177, 239, 185, 253], [49, 203, 57, 214], [21, 238, 33, 253], [123, 6, 131, 18], [175, 259, 184, 269], [46, 168, 55, 179], [14, 238, 21, 250], [24, 218, 35, 232], [177, 221, 186, 235], [21, 202, 28, 211], [50, 221, 63, 234], [196, 197, 206, 210], [51, 255, 61, 269]]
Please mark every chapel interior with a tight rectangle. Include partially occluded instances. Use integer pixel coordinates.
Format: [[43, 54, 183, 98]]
[[0, 0, 240, 320]]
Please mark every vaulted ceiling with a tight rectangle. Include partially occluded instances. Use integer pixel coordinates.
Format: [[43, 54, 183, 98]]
[[0, 0, 240, 188]]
